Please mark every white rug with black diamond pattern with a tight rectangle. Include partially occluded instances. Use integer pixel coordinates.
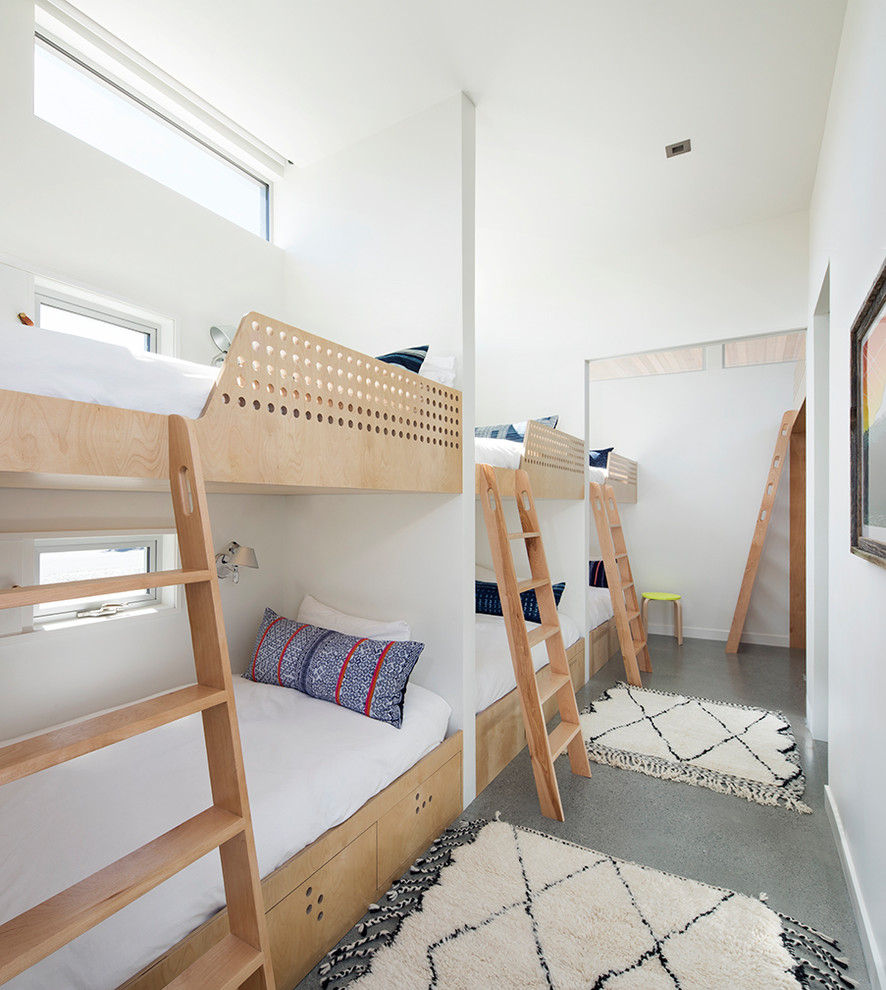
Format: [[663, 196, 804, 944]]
[[319, 819, 852, 990], [580, 683, 811, 813]]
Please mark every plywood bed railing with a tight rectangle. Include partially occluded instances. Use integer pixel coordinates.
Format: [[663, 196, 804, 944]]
[[474, 419, 586, 500], [604, 451, 638, 504], [0, 312, 462, 494]]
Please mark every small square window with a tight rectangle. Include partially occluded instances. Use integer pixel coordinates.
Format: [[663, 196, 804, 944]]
[[37, 297, 157, 354], [35, 536, 161, 621]]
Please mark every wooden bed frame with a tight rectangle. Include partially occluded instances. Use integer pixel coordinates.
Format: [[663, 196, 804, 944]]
[[0, 312, 462, 494], [0, 315, 466, 988], [603, 451, 638, 504], [119, 732, 463, 990], [476, 419, 586, 500], [475, 638, 586, 793]]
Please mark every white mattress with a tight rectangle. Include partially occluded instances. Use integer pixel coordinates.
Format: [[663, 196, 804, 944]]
[[588, 586, 614, 630], [475, 611, 582, 714], [0, 323, 218, 418], [0, 678, 451, 990], [474, 436, 524, 469], [588, 465, 608, 484]]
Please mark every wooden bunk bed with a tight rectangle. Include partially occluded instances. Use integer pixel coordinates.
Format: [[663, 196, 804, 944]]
[[0, 316, 466, 989], [475, 634, 585, 794], [0, 312, 463, 494], [600, 450, 639, 504], [474, 419, 586, 500]]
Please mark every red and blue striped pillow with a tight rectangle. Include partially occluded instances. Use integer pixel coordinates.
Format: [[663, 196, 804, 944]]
[[244, 607, 424, 728]]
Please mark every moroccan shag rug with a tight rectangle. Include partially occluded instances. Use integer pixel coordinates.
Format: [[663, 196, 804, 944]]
[[319, 818, 854, 990], [580, 683, 812, 813]]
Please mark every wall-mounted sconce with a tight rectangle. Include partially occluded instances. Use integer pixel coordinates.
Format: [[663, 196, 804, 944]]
[[215, 541, 259, 584], [209, 324, 235, 367]]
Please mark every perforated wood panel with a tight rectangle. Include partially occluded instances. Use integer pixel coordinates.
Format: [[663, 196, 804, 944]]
[[518, 420, 585, 499], [195, 313, 463, 493]]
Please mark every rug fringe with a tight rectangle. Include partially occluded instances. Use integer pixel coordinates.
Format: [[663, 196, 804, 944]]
[[584, 741, 813, 813], [318, 818, 487, 989], [780, 913, 858, 989]]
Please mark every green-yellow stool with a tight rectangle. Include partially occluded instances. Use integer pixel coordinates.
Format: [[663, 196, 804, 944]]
[[641, 592, 683, 645]]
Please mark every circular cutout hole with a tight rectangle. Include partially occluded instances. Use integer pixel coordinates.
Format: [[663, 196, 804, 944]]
[[238, 396, 246, 407], [253, 400, 261, 410], [222, 393, 230, 404]]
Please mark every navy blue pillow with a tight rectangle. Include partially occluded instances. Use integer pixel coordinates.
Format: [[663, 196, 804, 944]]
[[376, 345, 429, 375], [589, 447, 614, 469], [475, 579, 565, 624], [589, 560, 608, 588], [475, 415, 559, 441], [244, 607, 424, 728]]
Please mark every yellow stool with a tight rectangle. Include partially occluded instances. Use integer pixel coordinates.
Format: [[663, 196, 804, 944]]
[[641, 592, 683, 645]]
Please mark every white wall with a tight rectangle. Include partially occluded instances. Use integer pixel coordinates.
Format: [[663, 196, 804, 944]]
[[589, 346, 797, 645], [809, 0, 886, 981], [274, 96, 477, 795], [0, 0, 289, 737]]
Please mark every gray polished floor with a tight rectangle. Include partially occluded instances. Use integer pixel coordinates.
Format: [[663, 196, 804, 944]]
[[298, 635, 872, 989]]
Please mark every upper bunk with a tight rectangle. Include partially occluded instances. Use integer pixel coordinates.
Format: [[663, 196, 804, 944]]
[[0, 312, 463, 494], [474, 419, 586, 500]]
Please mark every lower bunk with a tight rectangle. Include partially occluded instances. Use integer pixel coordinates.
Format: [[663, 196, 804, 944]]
[[1, 679, 462, 990]]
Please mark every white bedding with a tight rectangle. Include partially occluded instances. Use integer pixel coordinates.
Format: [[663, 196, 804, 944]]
[[588, 586, 614, 629], [474, 435, 524, 469], [1, 323, 218, 418], [0, 678, 451, 990], [475, 611, 582, 714]]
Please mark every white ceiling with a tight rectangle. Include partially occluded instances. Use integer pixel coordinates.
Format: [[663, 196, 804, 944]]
[[68, 0, 847, 261]]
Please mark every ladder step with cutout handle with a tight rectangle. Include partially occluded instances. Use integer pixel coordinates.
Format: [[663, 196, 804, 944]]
[[726, 409, 799, 654], [0, 414, 274, 990], [478, 464, 591, 822], [590, 482, 651, 687]]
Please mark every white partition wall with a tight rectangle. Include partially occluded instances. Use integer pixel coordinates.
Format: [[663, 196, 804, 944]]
[[275, 94, 478, 799]]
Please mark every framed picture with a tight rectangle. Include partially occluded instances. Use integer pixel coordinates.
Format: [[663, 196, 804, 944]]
[[850, 257, 886, 567]]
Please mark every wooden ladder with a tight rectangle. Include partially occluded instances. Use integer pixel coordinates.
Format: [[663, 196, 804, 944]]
[[477, 464, 591, 822], [589, 482, 651, 687], [726, 409, 799, 654], [0, 415, 274, 990]]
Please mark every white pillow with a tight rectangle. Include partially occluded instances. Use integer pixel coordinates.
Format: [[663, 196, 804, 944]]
[[296, 594, 412, 641], [420, 352, 457, 387]]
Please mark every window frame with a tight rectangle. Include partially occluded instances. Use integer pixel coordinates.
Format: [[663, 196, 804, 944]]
[[32, 19, 276, 240], [36, 290, 160, 353], [34, 534, 167, 624]]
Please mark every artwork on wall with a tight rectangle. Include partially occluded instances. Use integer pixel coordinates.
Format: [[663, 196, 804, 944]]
[[850, 256, 886, 568]]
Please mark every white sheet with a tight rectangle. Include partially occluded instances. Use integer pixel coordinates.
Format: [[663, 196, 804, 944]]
[[0, 322, 218, 418], [0, 678, 451, 990], [588, 465, 608, 484], [475, 611, 582, 714], [474, 436, 524, 468], [587, 585, 614, 630]]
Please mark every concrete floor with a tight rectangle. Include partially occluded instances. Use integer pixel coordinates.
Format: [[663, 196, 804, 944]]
[[298, 635, 872, 989]]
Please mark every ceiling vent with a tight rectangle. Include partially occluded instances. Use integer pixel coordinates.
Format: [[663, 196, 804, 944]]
[[665, 139, 691, 158]]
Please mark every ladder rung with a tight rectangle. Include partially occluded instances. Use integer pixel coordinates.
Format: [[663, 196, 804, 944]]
[[508, 530, 540, 541], [615, 553, 627, 561], [0, 569, 213, 610], [0, 685, 228, 786], [527, 624, 560, 649], [516, 577, 549, 594], [548, 720, 582, 760], [0, 807, 245, 984], [166, 934, 263, 990], [626, 609, 640, 621], [536, 667, 571, 704]]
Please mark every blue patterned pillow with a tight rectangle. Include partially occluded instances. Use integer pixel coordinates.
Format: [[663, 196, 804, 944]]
[[474, 415, 559, 441], [589, 560, 608, 588], [376, 345, 429, 374], [589, 447, 613, 469], [475, 579, 565, 624], [244, 607, 424, 728]]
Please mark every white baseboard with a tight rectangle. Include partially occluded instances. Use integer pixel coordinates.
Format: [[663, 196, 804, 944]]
[[825, 785, 884, 990], [646, 624, 790, 648]]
